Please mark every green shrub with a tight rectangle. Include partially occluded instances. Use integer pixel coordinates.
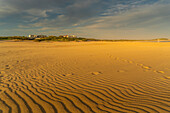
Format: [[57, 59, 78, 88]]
[[34, 39, 41, 42]]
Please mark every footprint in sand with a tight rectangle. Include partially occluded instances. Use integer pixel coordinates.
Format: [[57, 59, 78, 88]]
[[163, 75, 170, 79], [122, 59, 128, 62], [5, 65, 10, 69], [91, 71, 102, 75], [142, 66, 151, 70], [156, 71, 165, 74], [0, 71, 5, 74], [136, 64, 151, 70], [128, 61, 133, 64], [0, 75, 4, 79], [114, 57, 119, 60], [62, 73, 74, 76], [66, 73, 74, 76], [117, 70, 126, 73]]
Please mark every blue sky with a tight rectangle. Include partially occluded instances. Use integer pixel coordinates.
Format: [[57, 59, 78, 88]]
[[0, 0, 170, 39]]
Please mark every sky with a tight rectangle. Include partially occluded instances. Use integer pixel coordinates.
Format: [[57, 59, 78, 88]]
[[0, 0, 170, 39]]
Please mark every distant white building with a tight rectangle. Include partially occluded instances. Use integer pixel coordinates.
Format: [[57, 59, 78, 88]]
[[28, 35, 47, 39], [69, 35, 77, 38], [28, 35, 35, 39], [59, 35, 77, 38]]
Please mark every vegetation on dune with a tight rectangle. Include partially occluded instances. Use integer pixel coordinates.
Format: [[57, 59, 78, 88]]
[[0, 36, 169, 42], [31, 36, 100, 42], [0, 36, 100, 42], [152, 38, 169, 40], [0, 36, 29, 40]]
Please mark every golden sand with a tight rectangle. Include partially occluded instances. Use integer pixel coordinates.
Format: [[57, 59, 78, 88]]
[[0, 41, 170, 113]]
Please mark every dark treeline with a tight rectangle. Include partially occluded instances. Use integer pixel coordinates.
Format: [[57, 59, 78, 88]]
[[0, 36, 28, 40], [0, 36, 100, 42], [33, 36, 100, 42], [0, 36, 169, 42]]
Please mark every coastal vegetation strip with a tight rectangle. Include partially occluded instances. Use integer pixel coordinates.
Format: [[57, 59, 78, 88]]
[[0, 36, 169, 42], [0, 36, 99, 42]]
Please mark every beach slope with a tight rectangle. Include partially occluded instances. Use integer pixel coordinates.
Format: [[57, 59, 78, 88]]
[[0, 41, 170, 113]]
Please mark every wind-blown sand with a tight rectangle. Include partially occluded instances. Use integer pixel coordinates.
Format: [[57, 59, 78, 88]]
[[0, 41, 170, 113]]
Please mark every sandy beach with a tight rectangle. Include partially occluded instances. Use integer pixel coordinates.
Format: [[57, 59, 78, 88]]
[[0, 41, 170, 113]]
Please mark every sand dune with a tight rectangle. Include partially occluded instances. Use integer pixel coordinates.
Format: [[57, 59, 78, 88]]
[[0, 41, 170, 113]]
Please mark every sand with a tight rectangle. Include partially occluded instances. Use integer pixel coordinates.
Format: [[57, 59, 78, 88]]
[[0, 41, 170, 113]]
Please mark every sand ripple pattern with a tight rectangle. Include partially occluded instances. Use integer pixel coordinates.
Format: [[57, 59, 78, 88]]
[[1, 64, 170, 113], [0, 42, 170, 113]]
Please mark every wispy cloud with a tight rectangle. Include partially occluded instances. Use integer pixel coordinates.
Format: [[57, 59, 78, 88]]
[[0, 0, 169, 39]]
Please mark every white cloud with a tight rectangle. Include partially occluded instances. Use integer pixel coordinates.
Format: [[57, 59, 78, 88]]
[[1, 0, 170, 39], [72, 2, 170, 39], [83, 2, 170, 29], [25, 9, 52, 17], [0, 2, 18, 18]]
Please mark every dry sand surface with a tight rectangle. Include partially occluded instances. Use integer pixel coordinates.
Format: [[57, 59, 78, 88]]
[[0, 41, 170, 113]]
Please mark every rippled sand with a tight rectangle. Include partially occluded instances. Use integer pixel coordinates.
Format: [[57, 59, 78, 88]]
[[0, 41, 170, 113]]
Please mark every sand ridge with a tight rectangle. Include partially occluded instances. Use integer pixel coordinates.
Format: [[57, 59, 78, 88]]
[[0, 41, 170, 113]]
